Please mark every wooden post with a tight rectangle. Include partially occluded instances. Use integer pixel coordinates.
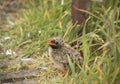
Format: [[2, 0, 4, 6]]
[[71, 0, 91, 25]]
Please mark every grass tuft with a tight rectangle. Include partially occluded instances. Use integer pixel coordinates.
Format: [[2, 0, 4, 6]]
[[0, 0, 120, 83]]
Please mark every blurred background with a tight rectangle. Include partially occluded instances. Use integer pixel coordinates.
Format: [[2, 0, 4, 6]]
[[0, 0, 120, 84]]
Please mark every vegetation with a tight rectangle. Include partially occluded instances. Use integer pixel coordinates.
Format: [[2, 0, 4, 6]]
[[0, 0, 120, 83]]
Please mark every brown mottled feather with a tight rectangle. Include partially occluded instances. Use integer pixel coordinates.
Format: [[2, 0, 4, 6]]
[[48, 37, 83, 70]]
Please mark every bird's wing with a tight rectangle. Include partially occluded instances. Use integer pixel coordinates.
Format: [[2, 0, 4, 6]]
[[53, 45, 83, 66], [65, 46, 83, 65]]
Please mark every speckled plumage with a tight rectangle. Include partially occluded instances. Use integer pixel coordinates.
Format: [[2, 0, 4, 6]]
[[48, 37, 83, 71]]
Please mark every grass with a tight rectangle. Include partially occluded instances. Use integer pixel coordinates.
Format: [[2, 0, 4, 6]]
[[0, 0, 120, 83]]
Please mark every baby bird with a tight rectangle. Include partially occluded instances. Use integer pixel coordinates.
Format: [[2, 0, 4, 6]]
[[48, 37, 83, 74]]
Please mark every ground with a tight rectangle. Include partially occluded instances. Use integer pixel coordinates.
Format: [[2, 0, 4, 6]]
[[0, 0, 120, 84], [0, 0, 57, 83]]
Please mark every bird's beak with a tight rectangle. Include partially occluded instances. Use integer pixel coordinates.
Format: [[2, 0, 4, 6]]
[[47, 41, 56, 46]]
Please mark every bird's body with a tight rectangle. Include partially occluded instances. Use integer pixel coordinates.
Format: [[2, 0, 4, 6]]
[[48, 37, 83, 72]]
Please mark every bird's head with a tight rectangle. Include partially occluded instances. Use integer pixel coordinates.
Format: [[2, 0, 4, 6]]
[[48, 37, 64, 49]]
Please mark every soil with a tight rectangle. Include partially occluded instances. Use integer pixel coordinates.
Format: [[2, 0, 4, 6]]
[[0, 0, 24, 29], [0, 0, 42, 83]]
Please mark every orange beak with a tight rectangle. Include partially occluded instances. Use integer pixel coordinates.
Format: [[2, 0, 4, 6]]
[[47, 41, 56, 46]]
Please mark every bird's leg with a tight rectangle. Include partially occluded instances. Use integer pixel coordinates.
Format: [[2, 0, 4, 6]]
[[58, 69, 69, 77]]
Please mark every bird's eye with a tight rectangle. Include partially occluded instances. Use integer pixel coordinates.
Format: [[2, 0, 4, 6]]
[[56, 42, 59, 44]]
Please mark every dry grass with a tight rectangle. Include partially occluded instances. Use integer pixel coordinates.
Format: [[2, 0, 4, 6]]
[[0, 0, 120, 83]]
